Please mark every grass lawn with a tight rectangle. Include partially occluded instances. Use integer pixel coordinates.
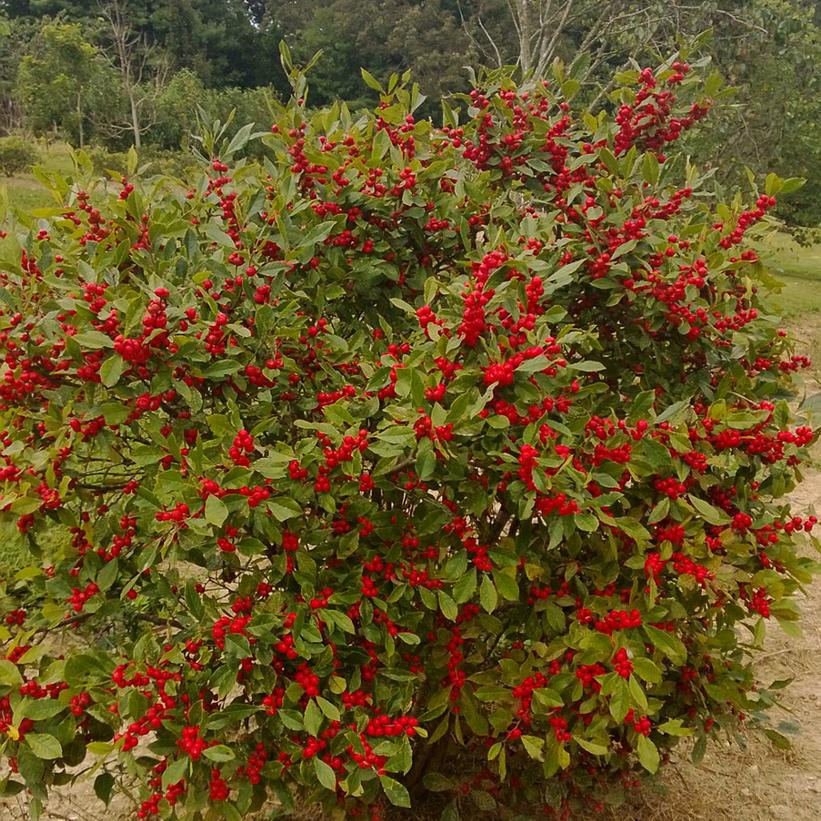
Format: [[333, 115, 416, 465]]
[[756, 230, 821, 317], [1, 141, 75, 213]]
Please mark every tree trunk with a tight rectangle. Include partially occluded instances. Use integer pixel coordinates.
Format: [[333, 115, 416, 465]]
[[76, 93, 84, 148], [515, 0, 534, 74], [129, 92, 141, 149]]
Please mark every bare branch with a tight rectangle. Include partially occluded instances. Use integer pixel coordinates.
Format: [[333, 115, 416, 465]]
[[97, 0, 167, 148], [476, 15, 504, 68], [673, 2, 769, 35], [504, 0, 523, 43], [536, 0, 574, 76], [458, 1, 504, 68]]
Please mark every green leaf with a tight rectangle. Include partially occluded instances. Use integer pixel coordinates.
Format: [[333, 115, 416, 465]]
[[267, 497, 303, 522], [765, 172, 782, 196], [438, 590, 458, 621], [533, 688, 563, 709], [628, 675, 648, 711], [479, 576, 497, 613], [656, 397, 691, 424], [162, 756, 188, 789], [184, 581, 205, 621], [608, 677, 630, 723], [25, 733, 62, 760], [657, 719, 694, 737], [704, 69, 722, 96], [0, 660, 22, 687], [316, 696, 341, 721], [298, 220, 338, 250], [687, 494, 729, 525], [642, 152, 660, 185], [492, 569, 519, 602], [97, 558, 118, 592], [200, 360, 242, 379], [361, 68, 383, 92], [314, 756, 337, 790], [521, 735, 544, 760], [647, 498, 670, 525], [303, 698, 322, 736], [516, 355, 550, 373], [637, 735, 660, 773], [203, 744, 235, 762], [614, 518, 650, 545], [568, 360, 605, 372], [574, 512, 598, 533], [780, 177, 805, 195], [416, 446, 437, 481], [644, 625, 687, 665], [599, 147, 620, 175], [100, 355, 125, 387], [225, 122, 256, 157], [19, 699, 65, 721], [474, 685, 510, 702], [633, 657, 662, 684], [205, 494, 229, 528], [74, 330, 113, 349], [380, 775, 411, 807], [574, 735, 609, 756], [452, 569, 477, 604], [94, 772, 114, 805]]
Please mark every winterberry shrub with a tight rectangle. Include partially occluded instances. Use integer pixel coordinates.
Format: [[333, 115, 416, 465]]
[[0, 46, 816, 820]]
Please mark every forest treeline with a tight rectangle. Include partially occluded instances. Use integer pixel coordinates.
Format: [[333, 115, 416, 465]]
[[0, 0, 818, 224]]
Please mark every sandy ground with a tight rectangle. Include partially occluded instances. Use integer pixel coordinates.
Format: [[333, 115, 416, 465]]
[[4, 326, 821, 821]]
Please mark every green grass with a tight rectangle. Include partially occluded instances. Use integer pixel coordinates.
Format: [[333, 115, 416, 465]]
[[756, 231, 821, 317], [1, 141, 75, 213]]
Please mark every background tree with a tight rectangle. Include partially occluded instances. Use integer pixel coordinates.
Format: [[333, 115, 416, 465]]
[[273, 0, 475, 109], [15, 19, 112, 146], [98, 0, 167, 149]]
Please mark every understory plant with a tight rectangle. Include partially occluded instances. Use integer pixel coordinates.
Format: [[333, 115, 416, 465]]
[[0, 44, 816, 820]]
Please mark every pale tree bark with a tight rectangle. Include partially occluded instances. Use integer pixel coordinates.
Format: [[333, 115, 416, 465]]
[[460, 0, 645, 80], [76, 92, 84, 148], [460, 1, 779, 84]]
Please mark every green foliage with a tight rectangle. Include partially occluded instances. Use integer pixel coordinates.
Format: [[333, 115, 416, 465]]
[[83, 144, 199, 180], [151, 68, 206, 149], [0, 134, 36, 175], [0, 47, 818, 820], [280, 0, 475, 110], [15, 20, 114, 146]]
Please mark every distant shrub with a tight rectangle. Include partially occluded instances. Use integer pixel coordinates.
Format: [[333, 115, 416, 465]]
[[85, 145, 129, 177], [84, 144, 200, 182], [0, 135, 37, 176], [138, 146, 201, 179]]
